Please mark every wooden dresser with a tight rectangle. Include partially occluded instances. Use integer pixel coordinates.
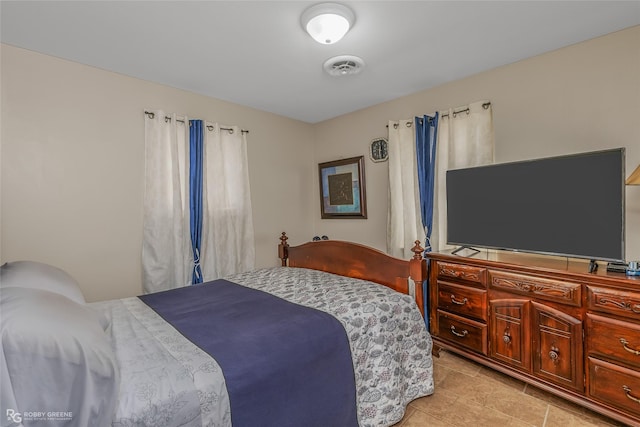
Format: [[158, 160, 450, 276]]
[[427, 251, 640, 426]]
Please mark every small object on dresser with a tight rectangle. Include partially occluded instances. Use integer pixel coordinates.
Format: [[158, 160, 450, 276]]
[[607, 261, 629, 273], [626, 261, 640, 276]]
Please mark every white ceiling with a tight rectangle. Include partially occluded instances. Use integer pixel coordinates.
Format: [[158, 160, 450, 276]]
[[1, 1, 639, 123]]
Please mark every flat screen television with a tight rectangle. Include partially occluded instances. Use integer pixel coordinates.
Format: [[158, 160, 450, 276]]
[[446, 148, 625, 262]]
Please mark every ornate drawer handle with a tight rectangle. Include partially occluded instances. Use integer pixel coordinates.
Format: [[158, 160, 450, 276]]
[[450, 295, 468, 306], [620, 338, 640, 356], [502, 332, 511, 344], [450, 325, 469, 338], [622, 385, 640, 404], [548, 346, 560, 364], [633, 304, 640, 314]]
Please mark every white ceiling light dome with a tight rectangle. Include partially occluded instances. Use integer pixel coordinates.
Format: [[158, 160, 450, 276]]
[[301, 3, 355, 45]]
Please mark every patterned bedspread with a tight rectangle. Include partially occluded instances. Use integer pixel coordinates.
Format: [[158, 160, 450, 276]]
[[228, 267, 434, 426], [93, 267, 434, 427]]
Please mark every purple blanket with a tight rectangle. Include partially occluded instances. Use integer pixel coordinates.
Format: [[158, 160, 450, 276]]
[[139, 279, 358, 427]]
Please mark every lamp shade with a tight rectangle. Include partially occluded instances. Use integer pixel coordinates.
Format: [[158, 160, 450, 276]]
[[301, 3, 355, 45], [627, 164, 640, 185]]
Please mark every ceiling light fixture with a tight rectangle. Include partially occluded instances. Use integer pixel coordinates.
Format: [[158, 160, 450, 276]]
[[301, 3, 355, 45]]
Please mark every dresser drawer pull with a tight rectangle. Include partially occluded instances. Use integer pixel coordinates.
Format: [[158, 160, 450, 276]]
[[502, 332, 511, 344], [620, 338, 640, 356], [622, 385, 640, 404], [450, 325, 469, 338], [450, 294, 468, 306]]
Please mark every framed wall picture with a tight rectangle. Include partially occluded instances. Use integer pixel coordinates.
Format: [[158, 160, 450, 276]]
[[318, 156, 367, 219]]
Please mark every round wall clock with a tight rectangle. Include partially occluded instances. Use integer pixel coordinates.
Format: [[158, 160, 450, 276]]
[[369, 137, 388, 162]]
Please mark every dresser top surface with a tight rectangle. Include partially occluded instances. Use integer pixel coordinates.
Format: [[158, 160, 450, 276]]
[[429, 249, 640, 289]]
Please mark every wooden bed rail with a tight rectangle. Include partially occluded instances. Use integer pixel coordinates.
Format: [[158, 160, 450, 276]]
[[278, 232, 427, 317]]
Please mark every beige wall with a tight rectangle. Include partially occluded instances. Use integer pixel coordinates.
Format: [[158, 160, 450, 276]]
[[312, 26, 640, 262], [2, 26, 639, 302], [1, 44, 316, 301]]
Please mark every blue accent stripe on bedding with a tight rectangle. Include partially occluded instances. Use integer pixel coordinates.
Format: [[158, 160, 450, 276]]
[[139, 279, 358, 427]]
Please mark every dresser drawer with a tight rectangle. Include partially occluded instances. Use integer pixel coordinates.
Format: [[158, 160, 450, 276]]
[[437, 281, 487, 321], [489, 271, 581, 307], [437, 262, 486, 288], [588, 357, 640, 417], [437, 310, 488, 355], [587, 286, 640, 321], [586, 314, 640, 369]]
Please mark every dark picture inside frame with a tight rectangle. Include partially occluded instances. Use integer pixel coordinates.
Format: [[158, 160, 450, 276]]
[[318, 156, 367, 219]]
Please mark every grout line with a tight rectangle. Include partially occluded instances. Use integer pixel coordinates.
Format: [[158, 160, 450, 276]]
[[542, 404, 550, 427]]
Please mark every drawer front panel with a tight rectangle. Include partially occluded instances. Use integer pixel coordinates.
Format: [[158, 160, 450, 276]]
[[437, 310, 488, 355], [587, 314, 640, 369], [437, 262, 486, 288], [589, 357, 640, 417], [587, 286, 640, 321], [437, 281, 487, 321], [489, 271, 581, 306]]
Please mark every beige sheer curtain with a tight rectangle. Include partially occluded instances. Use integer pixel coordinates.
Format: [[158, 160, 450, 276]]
[[387, 119, 424, 259], [432, 100, 495, 251], [201, 123, 255, 279], [142, 111, 192, 293], [143, 112, 254, 293]]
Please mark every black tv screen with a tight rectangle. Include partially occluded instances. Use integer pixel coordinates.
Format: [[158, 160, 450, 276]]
[[446, 148, 625, 262]]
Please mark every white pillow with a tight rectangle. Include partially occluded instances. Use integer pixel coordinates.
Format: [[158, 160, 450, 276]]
[[0, 287, 119, 426], [0, 260, 85, 303]]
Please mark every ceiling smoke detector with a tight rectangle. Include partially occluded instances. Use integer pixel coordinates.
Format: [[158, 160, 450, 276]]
[[323, 55, 365, 77]]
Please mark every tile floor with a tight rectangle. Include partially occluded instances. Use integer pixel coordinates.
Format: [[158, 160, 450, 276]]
[[393, 350, 630, 427]]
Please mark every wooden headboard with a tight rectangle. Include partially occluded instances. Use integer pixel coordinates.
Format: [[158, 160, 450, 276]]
[[278, 232, 426, 317]]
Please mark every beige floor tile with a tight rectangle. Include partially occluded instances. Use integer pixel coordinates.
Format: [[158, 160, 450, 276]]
[[477, 365, 527, 392], [437, 370, 548, 426], [544, 404, 626, 427], [432, 350, 483, 377], [507, 417, 539, 427], [523, 384, 627, 426], [430, 397, 517, 426], [432, 363, 454, 386], [523, 383, 588, 415], [399, 349, 628, 427], [400, 408, 455, 427]]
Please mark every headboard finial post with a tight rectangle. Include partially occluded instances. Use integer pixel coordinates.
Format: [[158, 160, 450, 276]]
[[411, 240, 424, 260], [278, 232, 289, 266]]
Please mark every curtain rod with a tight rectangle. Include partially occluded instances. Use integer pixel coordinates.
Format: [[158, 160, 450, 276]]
[[144, 111, 249, 134], [440, 102, 491, 119], [386, 102, 491, 128]]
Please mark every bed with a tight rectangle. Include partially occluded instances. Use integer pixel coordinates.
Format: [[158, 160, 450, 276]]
[[1, 233, 434, 427]]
